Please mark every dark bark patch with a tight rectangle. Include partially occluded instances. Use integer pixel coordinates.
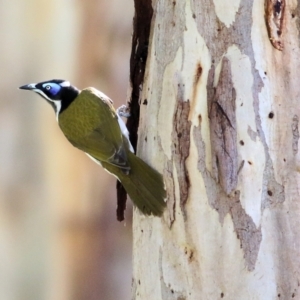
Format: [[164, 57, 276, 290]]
[[247, 125, 258, 141], [172, 91, 191, 215], [265, 0, 285, 51], [164, 158, 176, 228], [116, 0, 153, 220], [292, 115, 299, 155], [198, 114, 202, 123], [116, 180, 127, 221], [194, 63, 203, 85], [208, 57, 238, 195], [184, 246, 194, 262], [193, 125, 262, 271], [161, 77, 191, 222], [230, 192, 262, 268]]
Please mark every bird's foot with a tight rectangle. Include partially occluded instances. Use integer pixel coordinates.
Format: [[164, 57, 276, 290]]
[[116, 105, 131, 118]]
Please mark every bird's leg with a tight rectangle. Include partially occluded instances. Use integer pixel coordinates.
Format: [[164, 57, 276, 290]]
[[116, 104, 131, 118]]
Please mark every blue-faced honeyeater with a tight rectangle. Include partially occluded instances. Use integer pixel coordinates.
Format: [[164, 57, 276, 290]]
[[19, 80, 166, 216]]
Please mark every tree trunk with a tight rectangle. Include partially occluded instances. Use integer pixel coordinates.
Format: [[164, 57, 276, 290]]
[[131, 0, 300, 299]]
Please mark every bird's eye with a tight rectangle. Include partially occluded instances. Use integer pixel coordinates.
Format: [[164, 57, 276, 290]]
[[45, 85, 51, 90]]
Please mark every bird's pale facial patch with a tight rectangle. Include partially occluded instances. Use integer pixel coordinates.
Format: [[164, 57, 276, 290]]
[[60, 81, 70, 87]]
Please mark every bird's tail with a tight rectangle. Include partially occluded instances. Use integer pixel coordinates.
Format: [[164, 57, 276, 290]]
[[103, 151, 166, 216]]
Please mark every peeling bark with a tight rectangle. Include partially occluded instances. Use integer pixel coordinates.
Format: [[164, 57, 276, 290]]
[[172, 94, 191, 212], [265, 0, 285, 50], [163, 89, 191, 224], [193, 125, 262, 271], [208, 57, 238, 195]]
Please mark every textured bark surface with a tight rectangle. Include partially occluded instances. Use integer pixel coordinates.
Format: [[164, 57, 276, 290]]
[[132, 0, 300, 299], [208, 57, 238, 195]]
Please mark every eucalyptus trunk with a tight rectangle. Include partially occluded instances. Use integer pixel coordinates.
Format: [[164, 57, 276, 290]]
[[130, 0, 300, 299]]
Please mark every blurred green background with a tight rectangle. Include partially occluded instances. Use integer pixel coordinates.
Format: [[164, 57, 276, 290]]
[[0, 1, 134, 299]]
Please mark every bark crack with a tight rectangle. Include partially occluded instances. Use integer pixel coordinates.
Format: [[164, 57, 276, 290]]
[[116, 0, 153, 221], [172, 88, 191, 217], [208, 57, 238, 195]]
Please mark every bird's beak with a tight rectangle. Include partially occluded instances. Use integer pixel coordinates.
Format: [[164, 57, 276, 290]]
[[19, 83, 36, 90]]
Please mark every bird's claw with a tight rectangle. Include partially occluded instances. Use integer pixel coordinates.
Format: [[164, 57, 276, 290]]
[[116, 105, 131, 118]]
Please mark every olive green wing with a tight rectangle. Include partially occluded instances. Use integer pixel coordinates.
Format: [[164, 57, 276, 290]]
[[59, 88, 130, 170]]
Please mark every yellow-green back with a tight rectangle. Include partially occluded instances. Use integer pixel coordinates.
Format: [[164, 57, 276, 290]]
[[58, 88, 126, 164]]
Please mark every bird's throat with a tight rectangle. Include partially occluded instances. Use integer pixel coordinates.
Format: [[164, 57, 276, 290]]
[[59, 86, 80, 114]]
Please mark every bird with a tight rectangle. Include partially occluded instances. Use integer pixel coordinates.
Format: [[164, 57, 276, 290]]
[[19, 79, 166, 216]]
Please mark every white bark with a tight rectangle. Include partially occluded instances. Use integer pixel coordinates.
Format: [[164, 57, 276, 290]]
[[132, 0, 300, 299]]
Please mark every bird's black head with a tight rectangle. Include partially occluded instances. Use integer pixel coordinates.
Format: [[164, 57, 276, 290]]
[[19, 79, 79, 117]]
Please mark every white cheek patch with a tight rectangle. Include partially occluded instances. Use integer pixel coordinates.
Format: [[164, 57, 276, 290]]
[[53, 101, 61, 121], [60, 81, 70, 87], [34, 89, 61, 122], [34, 89, 50, 101]]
